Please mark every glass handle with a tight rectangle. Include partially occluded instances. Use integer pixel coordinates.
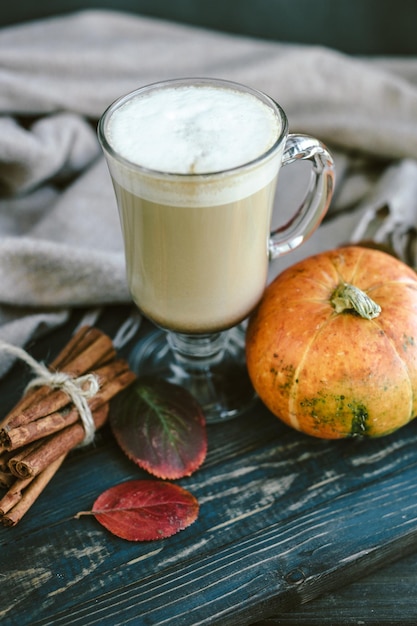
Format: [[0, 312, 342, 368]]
[[269, 134, 335, 260]]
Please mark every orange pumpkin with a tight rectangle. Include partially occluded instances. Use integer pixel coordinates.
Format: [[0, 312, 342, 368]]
[[246, 246, 417, 439]]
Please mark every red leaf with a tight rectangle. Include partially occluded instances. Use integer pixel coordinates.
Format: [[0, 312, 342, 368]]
[[91, 480, 199, 541], [110, 377, 207, 479]]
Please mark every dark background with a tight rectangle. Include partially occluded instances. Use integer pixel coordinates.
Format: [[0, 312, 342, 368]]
[[1, 0, 416, 56]]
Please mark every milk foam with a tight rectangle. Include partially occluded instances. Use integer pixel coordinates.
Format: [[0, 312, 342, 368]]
[[103, 83, 284, 206], [107, 85, 280, 173]]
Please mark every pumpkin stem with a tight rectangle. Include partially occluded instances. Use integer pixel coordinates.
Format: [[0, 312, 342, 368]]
[[330, 282, 381, 319]]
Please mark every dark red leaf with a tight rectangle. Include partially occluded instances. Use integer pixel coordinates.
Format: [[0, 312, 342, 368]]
[[91, 479, 199, 541], [110, 377, 207, 479]]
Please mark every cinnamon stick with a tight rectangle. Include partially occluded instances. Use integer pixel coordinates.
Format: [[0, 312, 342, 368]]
[[52, 326, 102, 369], [12, 403, 110, 479], [3, 409, 72, 451], [0, 327, 116, 433], [0, 326, 98, 425], [0, 323, 137, 526], [88, 368, 136, 412], [0, 474, 35, 515], [8, 440, 46, 478], [1, 454, 66, 526], [2, 361, 135, 450]]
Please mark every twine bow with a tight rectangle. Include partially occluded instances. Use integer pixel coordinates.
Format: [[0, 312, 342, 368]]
[[0, 340, 100, 446]]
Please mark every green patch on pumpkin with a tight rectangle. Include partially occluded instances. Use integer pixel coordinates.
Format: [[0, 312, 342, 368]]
[[349, 402, 370, 436]]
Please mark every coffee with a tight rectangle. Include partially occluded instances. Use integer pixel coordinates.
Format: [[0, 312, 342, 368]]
[[112, 179, 277, 332], [101, 82, 284, 333]]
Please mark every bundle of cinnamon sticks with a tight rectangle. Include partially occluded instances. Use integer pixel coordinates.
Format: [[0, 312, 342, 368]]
[[0, 325, 136, 526]]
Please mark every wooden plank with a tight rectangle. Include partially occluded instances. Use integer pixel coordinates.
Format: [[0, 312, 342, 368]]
[[1, 308, 417, 625], [256, 549, 417, 625]]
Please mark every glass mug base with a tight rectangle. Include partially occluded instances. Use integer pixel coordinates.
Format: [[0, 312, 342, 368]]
[[128, 323, 256, 423]]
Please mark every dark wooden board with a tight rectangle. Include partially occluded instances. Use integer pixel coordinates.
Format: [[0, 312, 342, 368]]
[[1, 306, 417, 626], [255, 548, 417, 625]]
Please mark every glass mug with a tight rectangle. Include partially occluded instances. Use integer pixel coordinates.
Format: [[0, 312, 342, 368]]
[[98, 78, 335, 423]]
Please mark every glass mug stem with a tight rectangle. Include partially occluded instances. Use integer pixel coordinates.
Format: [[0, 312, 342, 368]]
[[167, 332, 226, 368], [98, 78, 335, 423], [129, 324, 253, 422]]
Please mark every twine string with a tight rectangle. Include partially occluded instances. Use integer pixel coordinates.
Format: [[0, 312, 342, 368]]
[[0, 339, 100, 446]]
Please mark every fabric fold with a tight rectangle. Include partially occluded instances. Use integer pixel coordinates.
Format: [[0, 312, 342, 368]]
[[0, 113, 99, 194]]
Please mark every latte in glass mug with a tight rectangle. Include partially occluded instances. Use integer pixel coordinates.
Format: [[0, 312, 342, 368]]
[[100, 81, 286, 333]]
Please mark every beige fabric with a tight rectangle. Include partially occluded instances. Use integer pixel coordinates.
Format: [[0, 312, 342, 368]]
[[0, 9, 417, 372]]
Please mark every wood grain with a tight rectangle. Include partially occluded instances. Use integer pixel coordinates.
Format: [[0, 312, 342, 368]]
[[255, 549, 417, 625], [1, 309, 417, 626]]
